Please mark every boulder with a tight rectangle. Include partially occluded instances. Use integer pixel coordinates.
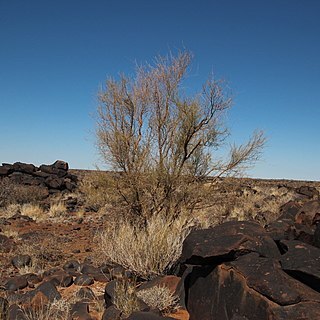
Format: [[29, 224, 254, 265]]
[[278, 201, 301, 220], [5, 276, 28, 291], [279, 240, 320, 292], [70, 301, 93, 320], [53, 160, 69, 171], [31, 281, 61, 302], [295, 186, 319, 199], [13, 162, 36, 174], [295, 200, 320, 227], [180, 221, 280, 266], [46, 270, 73, 287], [102, 305, 122, 320], [0, 165, 12, 176], [76, 287, 96, 301], [44, 175, 64, 189], [184, 253, 320, 320], [74, 274, 94, 286]]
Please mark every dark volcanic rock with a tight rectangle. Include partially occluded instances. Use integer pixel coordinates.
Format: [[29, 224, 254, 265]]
[[185, 253, 320, 320], [279, 240, 320, 292], [0, 165, 12, 175], [278, 201, 302, 220], [5, 276, 28, 291], [265, 218, 295, 242], [296, 186, 319, 199], [53, 160, 69, 171], [76, 287, 96, 300], [102, 305, 122, 320], [180, 221, 280, 265], [11, 255, 32, 269], [0, 234, 13, 253], [46, 270, 73, 287], [295, 200, 320, 227], [74, 274, 94, 286], [13, 162, 36, 174], [44, 175, 65, 189], [314, 223, 320, 248], [32, 281, 61, 302], [70, 301, 93, 320]]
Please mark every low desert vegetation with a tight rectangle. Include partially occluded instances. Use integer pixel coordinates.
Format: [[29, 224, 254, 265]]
[[0, 178, 47, 208], [113, 278, 141, 318], [19, 203, 45, 221], [48, 201, 67, 218], [98, 212, 193, 279], [21, 299, 70, 320], [90, 50, 265, 279], [95, 50, 265, 223], [79, 170, 112, 211], [193, 181, 297, 228], [137, 285, 179, 315]]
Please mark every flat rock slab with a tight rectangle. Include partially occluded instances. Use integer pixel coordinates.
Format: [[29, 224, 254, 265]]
[[279, 240, 320, 292], [180, 221, 280, 265], [185, 253, 320, 320]]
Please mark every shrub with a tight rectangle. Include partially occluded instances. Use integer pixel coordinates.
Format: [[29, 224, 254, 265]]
[[98, 212, 193, 279], [96, 50, 265, 222]]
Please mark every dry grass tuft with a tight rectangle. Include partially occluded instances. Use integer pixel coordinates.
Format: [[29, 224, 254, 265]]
[[16, 236, 63, 274], [20, 204, 45, 221], [98, 213, 193, 279], [194, 183, 297, 228], [48, 202, 67, 217], [113, 278, 140, 318], [137, 285, 179, 315], [21, 298, 70, 320]]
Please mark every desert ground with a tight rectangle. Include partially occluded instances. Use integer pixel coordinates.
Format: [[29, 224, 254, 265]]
[[1, 161, 320, 319]]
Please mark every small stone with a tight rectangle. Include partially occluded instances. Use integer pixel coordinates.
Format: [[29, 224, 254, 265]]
[[12, 255, 32, 269], [74, 275, 94, 286]]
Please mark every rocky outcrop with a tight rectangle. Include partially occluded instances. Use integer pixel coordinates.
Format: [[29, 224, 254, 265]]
[[0, 160, 78, 194], [178, 200, 320, 320]]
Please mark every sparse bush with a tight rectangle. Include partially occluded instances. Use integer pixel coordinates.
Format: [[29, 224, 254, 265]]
[[98, 212, 193, 279], [137, 285, 179, 315], [96, 50, 265, 222]]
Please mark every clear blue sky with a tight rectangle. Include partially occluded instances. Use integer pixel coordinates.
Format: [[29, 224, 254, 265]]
[[1, 0, 319, 180]]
